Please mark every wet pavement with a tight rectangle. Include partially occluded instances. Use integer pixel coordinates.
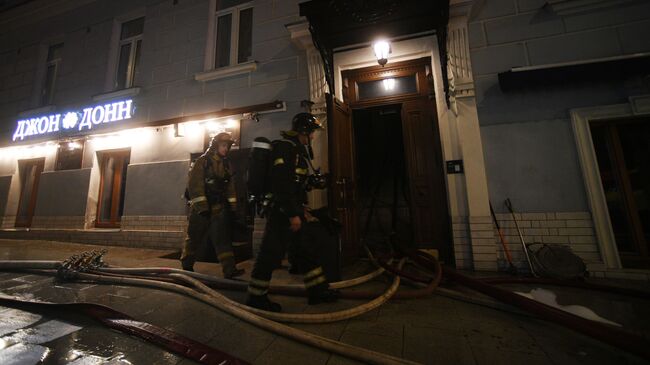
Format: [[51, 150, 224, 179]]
[[0, 239, 649, 365]]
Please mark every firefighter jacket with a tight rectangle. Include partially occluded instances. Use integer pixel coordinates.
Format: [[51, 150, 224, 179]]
[[187, 152, 237, 214], [270, 132, 310, 218]]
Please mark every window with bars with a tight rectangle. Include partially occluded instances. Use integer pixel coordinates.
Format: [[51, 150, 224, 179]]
[[214, 1, 253, 68], [41, 43, 63, 106], [114, 17, 144, 90]]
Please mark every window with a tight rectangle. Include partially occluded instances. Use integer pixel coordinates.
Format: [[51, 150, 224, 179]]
[[55, 140, 84, 171], [215, 1, 253, 68], [96, 150, 130, 228], [357, 75, 418, 101], [114, 17, 144, 90], [41, 43, 63, 106], [591, 118, 650, 268], [15, 158, 45, 228]]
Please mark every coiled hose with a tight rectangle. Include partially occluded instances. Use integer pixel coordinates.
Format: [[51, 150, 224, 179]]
[[68, 269, 419, 365]]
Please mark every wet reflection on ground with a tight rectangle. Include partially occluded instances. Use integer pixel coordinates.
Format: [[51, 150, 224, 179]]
[[0, 301, 158, 365]]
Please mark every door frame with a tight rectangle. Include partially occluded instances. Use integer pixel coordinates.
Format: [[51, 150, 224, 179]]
[[341, 57, 432, 108], [95, 148, 131, 228], [571, 95, 650, 269], [590, 118, 649, 268], [15, 157, 45, 228], [336, 57, 453, 260]]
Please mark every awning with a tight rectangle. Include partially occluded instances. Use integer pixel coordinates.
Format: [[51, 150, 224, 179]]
[[498, 53, 650, 92], [299, 0, 450, 100]]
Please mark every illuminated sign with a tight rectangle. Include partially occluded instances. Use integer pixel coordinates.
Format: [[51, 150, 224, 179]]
[[12, 99, 134, 141]]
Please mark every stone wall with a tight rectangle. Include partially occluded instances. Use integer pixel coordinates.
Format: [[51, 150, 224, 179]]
[[468, 0, 650, 213]]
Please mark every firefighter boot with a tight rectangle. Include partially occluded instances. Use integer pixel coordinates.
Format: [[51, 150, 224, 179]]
[[180, 258, 194, 272], [307, 283, 339, 305], [246, 294, 282, 312], [219, 253, 245, 279]]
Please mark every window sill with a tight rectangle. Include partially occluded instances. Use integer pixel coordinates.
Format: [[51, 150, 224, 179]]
[[93, 87, 141, 102], [195, 61, 258, 82]]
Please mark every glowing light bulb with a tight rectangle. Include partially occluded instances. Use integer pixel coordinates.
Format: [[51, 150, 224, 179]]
[[373, 40, 390, 66], [382, 78, 396, 91]]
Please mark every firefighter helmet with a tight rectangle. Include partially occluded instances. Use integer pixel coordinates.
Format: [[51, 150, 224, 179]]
[[209, 132, 235, 150], [291, 113, 322, 134]]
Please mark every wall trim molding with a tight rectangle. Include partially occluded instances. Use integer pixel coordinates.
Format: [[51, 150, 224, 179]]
[[570, 94, 650, 269], [194, 61, 257, 82]]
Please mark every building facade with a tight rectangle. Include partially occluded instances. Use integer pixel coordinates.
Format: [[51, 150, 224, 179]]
[[468, 0, 650, 279], [0, 0, 648, 279]]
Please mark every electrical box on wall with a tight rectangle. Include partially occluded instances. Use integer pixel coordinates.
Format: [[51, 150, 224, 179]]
[[446, 160, 464, 174]]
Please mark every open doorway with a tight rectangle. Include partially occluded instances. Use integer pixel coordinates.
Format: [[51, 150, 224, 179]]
[[590, 117, 650, 268], [15, 158, 45, 228], [96, 149, 130, 228], [353, 104, 413, 251], [330, 57, 453, 264]]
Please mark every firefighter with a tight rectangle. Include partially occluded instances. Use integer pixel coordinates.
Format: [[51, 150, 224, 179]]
[[246, 113, 338, 312], [181, 132, 245, 278]]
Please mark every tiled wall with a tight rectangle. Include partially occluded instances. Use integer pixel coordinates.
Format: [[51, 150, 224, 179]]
[[0, 228, 185, 250], [31, 216, 85, 229], [0, 215, 16, 229], [121, 215, 186, 232], [492, 211, 601, 271], [452, 216, 473, 270], [453, 211, 602, 272], [0, 214, 187, 250]]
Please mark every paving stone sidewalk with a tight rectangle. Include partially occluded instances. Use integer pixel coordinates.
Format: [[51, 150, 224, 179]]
[[0, 239, 648, 365]]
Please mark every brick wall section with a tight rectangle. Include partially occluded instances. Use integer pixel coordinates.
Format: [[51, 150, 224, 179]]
[[0, 215, 187, 250], [493, 211, 601, 272], [452, 216, 473, 269], [452, 211, 603, 273], [470, 216, 498, 271], [121, 215, 186, 232], [0, 229, 184, 250], [31, 216, 85, 229], [1, 216, 16, 229]]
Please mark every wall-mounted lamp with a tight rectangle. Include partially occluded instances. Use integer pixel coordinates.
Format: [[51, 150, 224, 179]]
[[373, 40, 391, 67]]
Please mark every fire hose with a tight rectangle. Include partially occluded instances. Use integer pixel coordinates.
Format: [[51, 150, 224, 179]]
[[411, 250, 650, 361], [1, 249, 650, 362], [0, 253, 422, 365], [0, 295, 249, 365]]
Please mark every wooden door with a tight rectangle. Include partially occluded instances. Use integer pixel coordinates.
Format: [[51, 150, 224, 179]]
[[327, 93, 360, 263], [401, 99, 452, 262], [15, 158, 45, 228], [96, 150, 130, 228], [591, 118, 650, 268]]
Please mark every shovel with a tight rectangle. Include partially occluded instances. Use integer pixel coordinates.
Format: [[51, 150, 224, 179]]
[[504, 198, 537, 277]]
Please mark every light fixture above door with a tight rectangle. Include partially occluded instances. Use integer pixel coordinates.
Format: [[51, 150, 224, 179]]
[[373, 40, 391, 67]]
